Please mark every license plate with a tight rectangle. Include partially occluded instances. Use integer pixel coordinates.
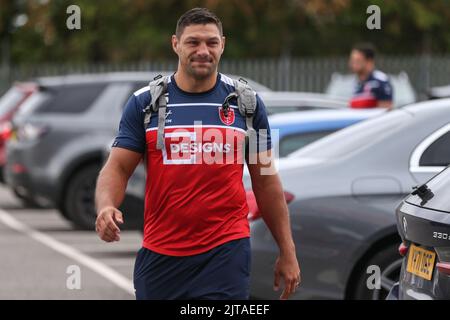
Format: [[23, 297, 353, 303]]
[[406, 244, 436, 280]]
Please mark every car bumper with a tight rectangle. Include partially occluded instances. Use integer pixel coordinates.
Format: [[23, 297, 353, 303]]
[[5, 141, 58, 206], [386, 282, 399, 300]]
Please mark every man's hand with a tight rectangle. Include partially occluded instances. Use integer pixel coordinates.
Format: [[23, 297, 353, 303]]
[[95, 206, 124, 242], [274, 252, 301, 300]]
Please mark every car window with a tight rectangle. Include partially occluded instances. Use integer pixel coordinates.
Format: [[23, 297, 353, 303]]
[[279, 130, 336, 157], [0, 87, 27, 117], [288, 110, 412, 160], [406, 166, 450, 213], [14, 91, 49, 118], [35, 84, 107, 114], [419, 131, 450, 167]]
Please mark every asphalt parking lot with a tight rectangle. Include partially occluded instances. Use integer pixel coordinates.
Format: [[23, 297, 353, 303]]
[[0, 185, 141, 300]]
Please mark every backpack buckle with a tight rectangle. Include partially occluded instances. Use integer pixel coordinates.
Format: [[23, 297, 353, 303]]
[[222, 92, 238, 117]]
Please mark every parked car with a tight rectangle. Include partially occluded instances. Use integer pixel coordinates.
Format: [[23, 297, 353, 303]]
[[388, 165, 450, 300], [4, 72, 163, 229], [258, 91, 348, 115], [119, 107, 382, 230], [0, 82, 37, 183], [427, 84, 450, 99], [325, 72, 417, 108], [3, 72, 271, 229], [246, 98, 450, 300], [260, 108, 384, 158]]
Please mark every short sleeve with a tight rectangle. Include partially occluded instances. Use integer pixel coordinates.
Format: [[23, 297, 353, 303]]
[[373, 80, 393, 101], [112, 95, 146, 154]]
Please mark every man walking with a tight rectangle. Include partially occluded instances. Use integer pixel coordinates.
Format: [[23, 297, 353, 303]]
[[95, 7, 300, 300]]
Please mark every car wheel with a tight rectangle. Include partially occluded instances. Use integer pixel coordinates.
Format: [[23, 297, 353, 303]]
[[64, 164, 100, 230], [351, 243, 403, 300]]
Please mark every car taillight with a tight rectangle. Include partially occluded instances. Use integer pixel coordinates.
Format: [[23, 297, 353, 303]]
[[246, 190, 295, 221], [12, 163, 27, 174], [0, 122, 12, 140], [436, 262, 450, 275], [17, 123, 49, 141], [398, 242, 409, 257]]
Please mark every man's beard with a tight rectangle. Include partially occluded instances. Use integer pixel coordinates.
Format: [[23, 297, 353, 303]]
[[186, 58, 217, 80]]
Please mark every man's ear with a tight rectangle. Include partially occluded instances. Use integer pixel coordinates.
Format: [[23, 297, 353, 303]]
[[221, 36, 226, 53], [171, 35, 179, 54]]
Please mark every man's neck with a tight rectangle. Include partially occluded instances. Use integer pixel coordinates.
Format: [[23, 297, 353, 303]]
[[358, 67, 374, 82], [174, 69, 218, 93]]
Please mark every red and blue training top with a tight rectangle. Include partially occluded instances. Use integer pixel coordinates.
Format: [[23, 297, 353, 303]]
[[113, 73, 272, 256]]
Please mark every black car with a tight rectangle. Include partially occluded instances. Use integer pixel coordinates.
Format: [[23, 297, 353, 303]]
[[391, 165, 450, 299]]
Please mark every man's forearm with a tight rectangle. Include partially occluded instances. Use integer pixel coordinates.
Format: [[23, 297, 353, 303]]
[[95, 165, 129, 213], [252, 175, 296, 255]]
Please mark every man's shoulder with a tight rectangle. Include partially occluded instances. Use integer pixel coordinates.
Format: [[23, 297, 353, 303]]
[[218, 73, 237, 92], [372, 70, 390, 83], [132, 85, 152, 107]]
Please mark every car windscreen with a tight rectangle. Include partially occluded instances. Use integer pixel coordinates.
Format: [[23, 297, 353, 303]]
[[288, 110, 412, 160], [405, 166, 450, 213], [0, 87, 27, 117]]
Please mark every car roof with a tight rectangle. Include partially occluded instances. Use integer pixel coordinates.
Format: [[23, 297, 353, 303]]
[[288, 98, 450, 161], [34, 72, 171, 86], [402, 97, 450, 115], [268, 108, 384, 126], [32, 72, 272, 91], [226, 75, 272, 92], [259, 91, 348, 108], [427, 84, 450, 99]]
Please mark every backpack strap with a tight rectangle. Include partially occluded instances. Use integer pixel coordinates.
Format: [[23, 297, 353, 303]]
[[223, 78, 257, 141], [143, 75, 169, 150]]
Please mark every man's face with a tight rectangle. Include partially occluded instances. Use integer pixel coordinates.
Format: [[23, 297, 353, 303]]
[[349, 49, 369, 75], [172, 23, 225, 80]]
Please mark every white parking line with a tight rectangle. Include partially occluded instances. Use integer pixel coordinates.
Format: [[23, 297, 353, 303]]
[[0, 209, 135, 296]]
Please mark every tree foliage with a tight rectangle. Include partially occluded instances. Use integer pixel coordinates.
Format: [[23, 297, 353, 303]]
[[1, 0, 450, 64]]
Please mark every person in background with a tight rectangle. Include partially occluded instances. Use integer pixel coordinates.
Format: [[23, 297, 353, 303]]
[[349, 42, 393, 110]]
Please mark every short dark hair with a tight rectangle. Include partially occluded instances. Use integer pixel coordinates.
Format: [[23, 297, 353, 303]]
[[175, 8, 223, 38], [352, 42, 377, 60]]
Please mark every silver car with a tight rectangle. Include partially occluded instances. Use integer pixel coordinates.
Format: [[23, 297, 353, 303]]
[[120, 94, 350, 229], [247, 98, 450, 300]]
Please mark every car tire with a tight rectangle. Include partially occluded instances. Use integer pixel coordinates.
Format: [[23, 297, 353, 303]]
[[64, 164, 100, 230], [350, 243, 403, 300]]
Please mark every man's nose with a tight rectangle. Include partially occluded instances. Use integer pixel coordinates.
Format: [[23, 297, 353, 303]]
[[196, 42, 209, 56]]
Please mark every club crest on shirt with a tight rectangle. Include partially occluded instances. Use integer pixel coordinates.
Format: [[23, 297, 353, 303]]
[[218, 107, 235, 126]]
